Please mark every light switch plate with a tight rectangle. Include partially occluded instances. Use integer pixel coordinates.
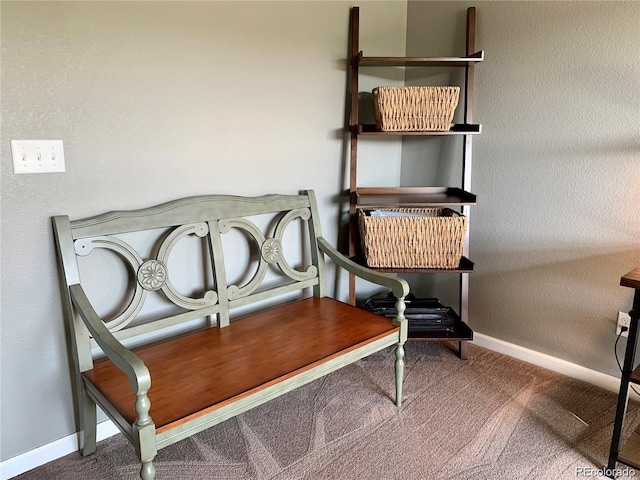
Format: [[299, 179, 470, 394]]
[[11, 140, 65, 174]]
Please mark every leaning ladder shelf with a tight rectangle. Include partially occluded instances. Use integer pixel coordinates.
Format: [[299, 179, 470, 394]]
[[347, 6, 483, 359]]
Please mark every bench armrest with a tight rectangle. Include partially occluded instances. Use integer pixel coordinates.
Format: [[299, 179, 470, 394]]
[[317, 237, 410, 299], [69, 284, 151, 395]]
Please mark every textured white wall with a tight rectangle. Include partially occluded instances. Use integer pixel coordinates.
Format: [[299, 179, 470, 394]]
[[0, 1, 407, 461], [405, 1, 640, 375]]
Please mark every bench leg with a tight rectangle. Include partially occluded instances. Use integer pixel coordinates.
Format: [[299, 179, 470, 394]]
[[79, 388, 97, 456], [134, 394, 157, 480], [140, 460, 156, 480], [395, 342, 405, 407], [135, 431, 157, 480]]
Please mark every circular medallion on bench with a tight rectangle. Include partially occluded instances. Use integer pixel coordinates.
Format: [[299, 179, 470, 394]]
[[261, 238, 282, 264], [137, 260, 168, 291]]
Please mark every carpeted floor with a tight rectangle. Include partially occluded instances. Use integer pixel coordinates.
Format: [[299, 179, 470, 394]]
[[14, 342, 640, 479]]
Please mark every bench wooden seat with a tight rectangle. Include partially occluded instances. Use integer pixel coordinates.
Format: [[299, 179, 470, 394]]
[[84, 297, 400, 434], [53, 190, 408, 479]]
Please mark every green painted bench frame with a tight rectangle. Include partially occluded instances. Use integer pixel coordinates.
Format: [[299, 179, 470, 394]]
[[52, 190, 408, 479]]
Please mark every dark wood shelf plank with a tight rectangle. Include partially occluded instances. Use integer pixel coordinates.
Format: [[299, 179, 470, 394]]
[[408, 320, 473, 341], [355, 187, 477, 207], [352, 256, 474, 274], [358, 123, 481, 135], [358, 51, 484, 67]]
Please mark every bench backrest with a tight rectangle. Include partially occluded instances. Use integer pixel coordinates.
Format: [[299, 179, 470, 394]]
[[53, 190, 327, 370]]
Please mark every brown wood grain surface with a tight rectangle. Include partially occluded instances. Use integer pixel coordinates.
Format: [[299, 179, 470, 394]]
[[619, 429, 640, 469], [621, 267, 640, 290], [83, 297, 399, 433]]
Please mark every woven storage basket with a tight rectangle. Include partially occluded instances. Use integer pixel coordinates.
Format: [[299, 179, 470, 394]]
[[358, 207, 467, 269], [372, 86, 460, 132]]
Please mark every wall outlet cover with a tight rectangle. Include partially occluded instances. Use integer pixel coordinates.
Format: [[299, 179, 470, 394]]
[[617, 311, 631, 337]]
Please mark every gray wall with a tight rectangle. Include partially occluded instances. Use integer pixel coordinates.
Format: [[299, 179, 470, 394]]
[[0, 1, 407, 461], [404, 1, 640, 374]]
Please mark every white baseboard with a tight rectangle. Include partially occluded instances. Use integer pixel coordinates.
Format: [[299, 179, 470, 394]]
[[1, 334, 634, 479], [0, 419, 120, 480], [472, 332, 639, 401]]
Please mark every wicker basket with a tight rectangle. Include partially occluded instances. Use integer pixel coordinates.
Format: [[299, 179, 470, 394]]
[[358, 208, 467, 269], [372, 86, 460, 132]]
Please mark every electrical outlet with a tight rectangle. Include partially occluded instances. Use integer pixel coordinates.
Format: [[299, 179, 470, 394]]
[[11, 140, 65, 174], [617, 311, 631, 337]]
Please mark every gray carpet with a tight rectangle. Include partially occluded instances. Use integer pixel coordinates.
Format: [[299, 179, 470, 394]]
[[15, 342, 640, 479]]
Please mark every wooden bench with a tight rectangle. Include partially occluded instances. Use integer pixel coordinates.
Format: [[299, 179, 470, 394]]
[[52, 190, 409, 479]]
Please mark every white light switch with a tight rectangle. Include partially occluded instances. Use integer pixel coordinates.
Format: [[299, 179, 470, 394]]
[[11, 140, 65, 174]]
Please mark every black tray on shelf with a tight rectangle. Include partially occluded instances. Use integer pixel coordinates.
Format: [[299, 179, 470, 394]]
[[363, 292, 456, 333]]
